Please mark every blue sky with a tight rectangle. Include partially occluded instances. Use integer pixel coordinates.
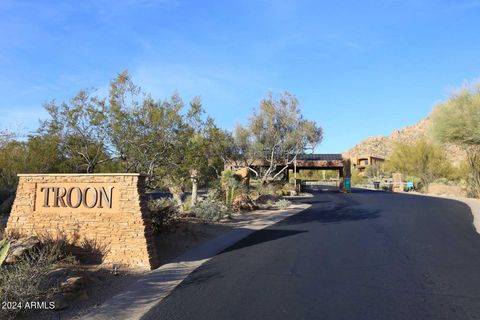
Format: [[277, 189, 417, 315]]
[[1, 0, 480, 152]]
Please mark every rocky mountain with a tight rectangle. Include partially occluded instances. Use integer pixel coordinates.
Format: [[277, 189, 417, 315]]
[[344, 117, 466, 165]]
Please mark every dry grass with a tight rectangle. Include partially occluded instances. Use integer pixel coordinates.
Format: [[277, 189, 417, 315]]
[[0, 240, 76, 320]]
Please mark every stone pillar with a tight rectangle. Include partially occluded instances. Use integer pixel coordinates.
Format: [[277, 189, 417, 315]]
[[392, 172, 404, 192], [5, 174, 159, 270]]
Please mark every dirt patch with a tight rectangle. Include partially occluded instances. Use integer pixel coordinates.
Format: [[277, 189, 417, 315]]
[[428, 183, 466, 198], [154, 218, 234, 265], [20, 266, 143, 320]]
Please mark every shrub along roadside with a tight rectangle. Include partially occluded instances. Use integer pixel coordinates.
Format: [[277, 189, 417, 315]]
[[0, 239, 76, 320], [147, 198, 179, 233], [275, 199, 292, 210], [192, 199, 228, 223]]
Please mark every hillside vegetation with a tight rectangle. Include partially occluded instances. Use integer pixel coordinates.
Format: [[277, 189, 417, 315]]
[[344, 117, 466, 165]]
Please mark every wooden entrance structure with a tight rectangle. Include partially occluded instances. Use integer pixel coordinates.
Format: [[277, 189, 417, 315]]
[[227, 154, 351, 191]]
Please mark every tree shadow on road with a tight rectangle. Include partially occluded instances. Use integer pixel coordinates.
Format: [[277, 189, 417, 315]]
[[221, 229, 308, 254], [280, 205, 381, 225], [297, 199, 331, 205]]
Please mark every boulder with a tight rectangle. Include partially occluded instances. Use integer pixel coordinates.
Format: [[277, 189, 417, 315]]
[[53, 275, 89, 310], [234, 167, 250, 185], [232, 195, 258, 212], [5, 236, 41, 264], [255, 194, 281, 205]]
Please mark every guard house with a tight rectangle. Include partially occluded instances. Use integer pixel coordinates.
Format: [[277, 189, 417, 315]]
[[289, 154, 350, 180], [226, 154, 351, 190]]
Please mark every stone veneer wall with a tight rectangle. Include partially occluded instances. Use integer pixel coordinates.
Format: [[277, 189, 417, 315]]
[[5, 174, 159, 270]]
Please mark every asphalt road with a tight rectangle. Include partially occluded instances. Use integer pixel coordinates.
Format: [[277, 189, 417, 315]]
[[143, 188, 480, 320]]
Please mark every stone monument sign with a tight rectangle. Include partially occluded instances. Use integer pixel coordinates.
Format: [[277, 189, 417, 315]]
[[5, 173, 159, 270]]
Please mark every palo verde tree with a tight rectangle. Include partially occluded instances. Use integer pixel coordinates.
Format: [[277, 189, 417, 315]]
[[431, 83, 480, 198], [107, 71, 184, 190], [107, 71, 230, 207], [384, 139, 450, 192], [182, 101, 233, 207], [0, 128, 16, 150], [235, 91, 323, 184], [107, 71, 191, 206], [41, 90, 111, 173], [0, 134, 68, 191]]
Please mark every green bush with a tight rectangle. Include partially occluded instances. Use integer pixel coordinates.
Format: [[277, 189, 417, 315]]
[[192, 199, 228, 223], [275, 199, 291, 210], [351, 169, 366, 186], [381, 185, 391, 191], [207, 188, 223, 202], [221, 170, 241, 207], [256, 182, 290, 196], [147, 198, 179, 233]]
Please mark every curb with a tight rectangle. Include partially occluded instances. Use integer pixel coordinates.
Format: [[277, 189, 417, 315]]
[[82, 204, 311, 320]]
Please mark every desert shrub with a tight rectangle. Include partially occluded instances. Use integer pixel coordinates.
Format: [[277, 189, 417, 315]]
[[275, 199, 291, 210], [279, 183, 296, 196], [207, 188, 223, 202], [147, 198, 179, 233], [183, 195, 193, 212], [0, 240, 75, 319], [192, 199, 228, 223], [351, 169, 366, 186], [256, 183, 276, 196], [232, 184, 248, 199], [255, 182, 292, 196], [381, 185, 391, 191]]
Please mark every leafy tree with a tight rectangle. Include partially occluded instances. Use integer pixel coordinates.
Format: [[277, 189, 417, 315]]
[[203, 120, 234, 179], [365, 163, 385, 180], [0, 129, 16, 149], [234, 91, 323, 184], [384, 139, 450, 192], [107, 71, 230, 207], [431, 84, 480, 197], [107, 72, 190, 206], [41, 90, 111, 173], [0, 135, 67, 190], [182, 105, 234, 207]]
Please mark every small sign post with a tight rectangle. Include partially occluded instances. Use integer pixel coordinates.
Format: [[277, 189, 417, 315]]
[[344, 177, 351, 193]]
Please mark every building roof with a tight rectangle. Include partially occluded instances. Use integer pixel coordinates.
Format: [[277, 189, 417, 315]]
[[297, 154, 343, 161]]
